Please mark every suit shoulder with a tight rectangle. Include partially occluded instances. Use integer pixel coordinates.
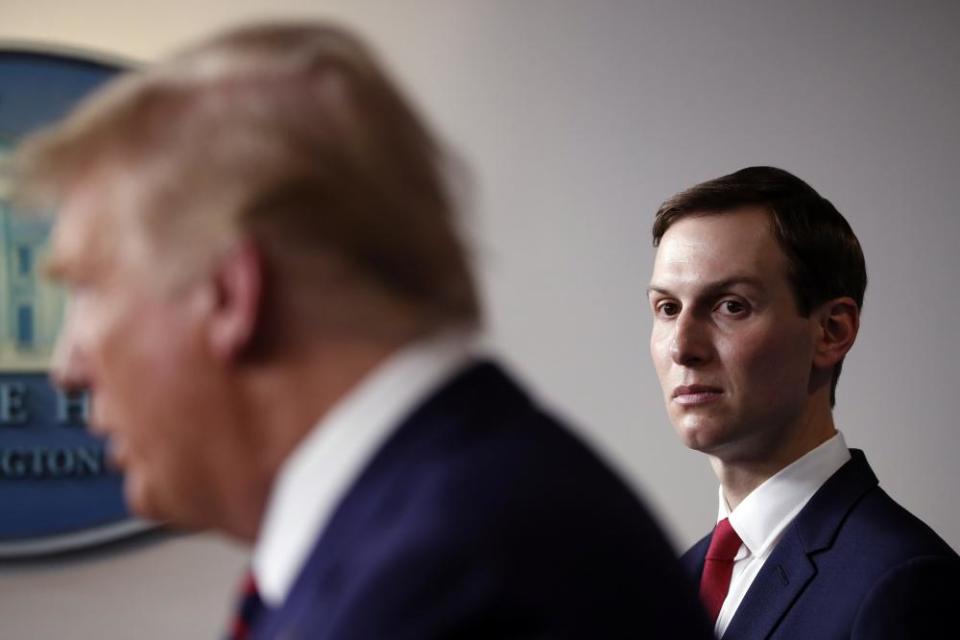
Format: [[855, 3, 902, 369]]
[[851, 554, 960, 638], [410, 400, 661, 541], [412, 363, 651, 519], [341, 361, 674, 557], [300, 365, 713, 638], [841, 486, 956, 560]]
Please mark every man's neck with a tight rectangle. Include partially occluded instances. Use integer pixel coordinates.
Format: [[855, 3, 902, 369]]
[[712, 413, 838, 511], [225, 335, 407, 542]]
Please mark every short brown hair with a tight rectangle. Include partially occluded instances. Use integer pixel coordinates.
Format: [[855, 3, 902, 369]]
[[653, 166, 867, 405], [15, 22, 481, 334]]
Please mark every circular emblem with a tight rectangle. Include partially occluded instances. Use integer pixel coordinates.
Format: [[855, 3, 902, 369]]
[[0, 47, 150, 557]]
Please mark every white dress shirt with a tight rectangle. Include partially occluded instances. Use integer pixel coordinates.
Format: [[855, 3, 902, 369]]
[[252, 331, 477, 607], [713, 432, 851, 638]]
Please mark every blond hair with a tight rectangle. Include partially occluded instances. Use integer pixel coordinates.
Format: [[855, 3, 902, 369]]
[[15, 22, 481, 334]]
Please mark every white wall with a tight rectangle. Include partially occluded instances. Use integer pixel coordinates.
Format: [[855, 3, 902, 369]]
[[1, 1, 958, 637]]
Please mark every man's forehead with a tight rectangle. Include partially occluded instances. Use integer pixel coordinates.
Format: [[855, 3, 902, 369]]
[[651, 208, 789, 289], [46, 179, 133, 281]]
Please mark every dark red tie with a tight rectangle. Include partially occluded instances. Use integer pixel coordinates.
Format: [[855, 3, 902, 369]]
[[226, 570, 265, 640], [699, 517, 743, 624]]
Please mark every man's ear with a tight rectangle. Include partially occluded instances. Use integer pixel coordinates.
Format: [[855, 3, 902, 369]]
[[207, 238, 264, 362], [813, 296, 860, 369]]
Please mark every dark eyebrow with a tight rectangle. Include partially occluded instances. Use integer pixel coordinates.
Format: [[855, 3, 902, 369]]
[[646, 285, 669, 297], [647, 276, 766, 298]]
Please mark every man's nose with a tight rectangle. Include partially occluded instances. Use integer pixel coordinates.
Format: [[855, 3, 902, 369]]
[[670, 310, 712, 367], [50, 322, 90, 393]]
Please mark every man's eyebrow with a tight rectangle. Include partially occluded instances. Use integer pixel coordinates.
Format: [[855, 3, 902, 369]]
[[647, 276, 766, 297]]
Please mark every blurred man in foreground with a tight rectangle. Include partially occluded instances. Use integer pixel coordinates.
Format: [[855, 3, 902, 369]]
[[648, 166, 958, 638], [15, 22, 710, 639]]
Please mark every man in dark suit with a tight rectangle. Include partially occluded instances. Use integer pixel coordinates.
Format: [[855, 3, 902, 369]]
[[16, 22, 711, 639], [647, 166, 958, 638]]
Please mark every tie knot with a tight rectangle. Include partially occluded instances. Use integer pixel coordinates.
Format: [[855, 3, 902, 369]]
[[705, 518, 742, 561]]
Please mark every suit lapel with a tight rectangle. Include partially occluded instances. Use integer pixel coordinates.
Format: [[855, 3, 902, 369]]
[[720, 450, 879, 639], [722, 527, 815, 639]]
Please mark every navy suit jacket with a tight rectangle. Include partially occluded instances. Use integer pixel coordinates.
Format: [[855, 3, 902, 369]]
[[252, 361, 712, 639], [682, 450, 959, 639]]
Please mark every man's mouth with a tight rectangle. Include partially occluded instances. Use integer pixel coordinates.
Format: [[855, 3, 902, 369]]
[[672, 384, 723, 406]]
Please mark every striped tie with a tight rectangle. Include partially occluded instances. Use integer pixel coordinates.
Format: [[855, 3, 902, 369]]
[[226, 570, 265, 640]]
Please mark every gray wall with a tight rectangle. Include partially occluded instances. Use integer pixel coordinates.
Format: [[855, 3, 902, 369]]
[[1, 1, 958, 637]]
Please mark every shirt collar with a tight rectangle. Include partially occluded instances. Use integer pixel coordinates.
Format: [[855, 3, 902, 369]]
[[718, 431, 851, 559], [252, 330, 478, 607]]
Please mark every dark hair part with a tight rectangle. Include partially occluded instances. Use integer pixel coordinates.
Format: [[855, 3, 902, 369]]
[[652, 166, 867, 406]]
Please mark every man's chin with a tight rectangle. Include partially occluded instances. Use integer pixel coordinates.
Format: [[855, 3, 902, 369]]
[[123, 475, 162, 522], [675, 422, 738, 456], [123, 478, 215, 532]]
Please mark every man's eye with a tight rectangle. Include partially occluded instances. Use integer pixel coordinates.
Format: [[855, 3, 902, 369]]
[[657, 302, 680, 317], [717, 300, 747, 315]]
